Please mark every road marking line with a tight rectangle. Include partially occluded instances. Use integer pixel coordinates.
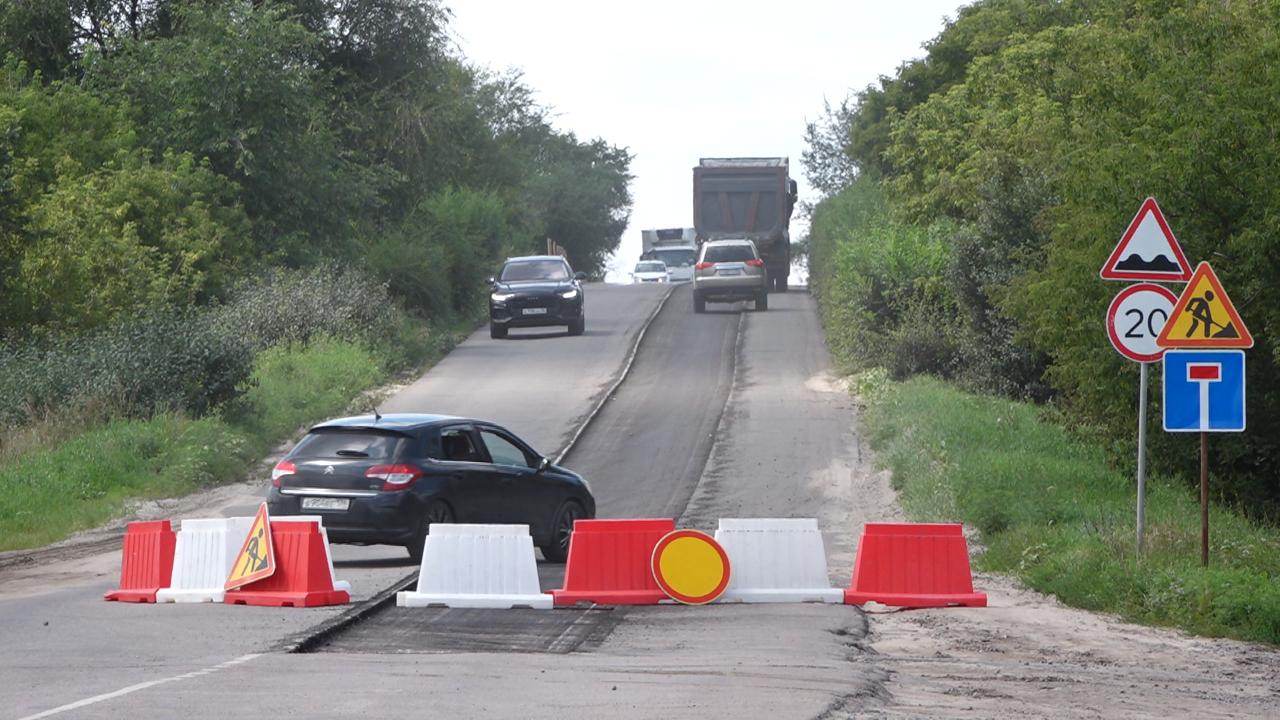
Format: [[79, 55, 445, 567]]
[[17, 654, 260, 720]]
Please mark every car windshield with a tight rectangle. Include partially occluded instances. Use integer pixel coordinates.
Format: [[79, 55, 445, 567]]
[[634, 262, 666, 273], [649, 248, 696, 267], [292, 429, 404, 460], [500, 260, 570, 282], [702, 245, 756, 263]]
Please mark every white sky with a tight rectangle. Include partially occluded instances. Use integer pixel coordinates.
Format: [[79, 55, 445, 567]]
[[444, 0, 968, 281]]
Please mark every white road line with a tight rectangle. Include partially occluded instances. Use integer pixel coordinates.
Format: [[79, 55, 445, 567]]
[[17, 654, 261, 720]]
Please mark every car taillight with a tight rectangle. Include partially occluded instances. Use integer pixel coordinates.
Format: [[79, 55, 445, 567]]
[[271, 461, 296, 487], [695, 261, 715, 270], [367, 464, 423, 491], [745, 259, 763, 267]]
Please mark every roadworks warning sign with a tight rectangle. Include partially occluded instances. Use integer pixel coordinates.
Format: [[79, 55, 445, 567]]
[[1156, 262, 1253, 348], [225, 503, 276, 590]]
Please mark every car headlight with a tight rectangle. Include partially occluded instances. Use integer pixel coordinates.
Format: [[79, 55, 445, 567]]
[[491, 292, 516, 303], [559, 288, 580, 300]]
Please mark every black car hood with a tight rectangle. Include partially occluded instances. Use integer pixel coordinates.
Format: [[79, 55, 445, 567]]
[[493, 280, 574, 294]]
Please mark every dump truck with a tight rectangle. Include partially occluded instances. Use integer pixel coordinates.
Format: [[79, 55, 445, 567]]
[[640, 227, 698, 282], [693, 157, 798, 292]]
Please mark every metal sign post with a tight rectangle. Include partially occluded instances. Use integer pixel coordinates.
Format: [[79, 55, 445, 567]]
[[1136, 362, 1149, 556], [1105, 283, 1177, 558]]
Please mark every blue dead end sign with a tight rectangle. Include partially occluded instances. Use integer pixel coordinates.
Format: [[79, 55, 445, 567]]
[[1163, 350, 1245, 432]]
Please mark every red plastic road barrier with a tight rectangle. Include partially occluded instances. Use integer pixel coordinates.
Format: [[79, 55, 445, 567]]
[[224, 519, 349, 607], [550, 518, 674, 606], [105, 520, 176, 603], [844, 523, 987, 608]]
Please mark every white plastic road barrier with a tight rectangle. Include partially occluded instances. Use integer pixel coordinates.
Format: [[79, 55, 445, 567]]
[[714, 518, 844, 603], [156, 516, 255, 603], [397, 524, 552, 609], [271, 515, 351, 593]]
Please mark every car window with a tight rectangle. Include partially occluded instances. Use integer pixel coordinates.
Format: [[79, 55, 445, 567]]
[[500, 260, 571, 282], [437, 426, 484, 462], [652, 248, 696, 267], [635, 262, 666, 273], [291, 429, 404, 460], [478, 429, 534, 468], [702, 245, 756, 263]]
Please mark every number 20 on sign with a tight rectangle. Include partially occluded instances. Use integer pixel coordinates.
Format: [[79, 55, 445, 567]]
[[1106, 283, 1178, 363]]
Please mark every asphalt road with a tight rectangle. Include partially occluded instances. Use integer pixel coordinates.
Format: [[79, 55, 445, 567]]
[[1, 282, 888, 720]]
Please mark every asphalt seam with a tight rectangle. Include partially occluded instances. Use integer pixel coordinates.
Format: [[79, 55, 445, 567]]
[[553, 283, 677, 467]]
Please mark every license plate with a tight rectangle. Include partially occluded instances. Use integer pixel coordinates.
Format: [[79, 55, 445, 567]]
[[301, 497, 349, 511], [718, 268, 741, 276], [523, 307, 548, 315]]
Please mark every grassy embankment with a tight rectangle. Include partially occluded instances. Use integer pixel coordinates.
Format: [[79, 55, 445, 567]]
[[855, 369, 1280, 646], [0, 331, 464, 553]]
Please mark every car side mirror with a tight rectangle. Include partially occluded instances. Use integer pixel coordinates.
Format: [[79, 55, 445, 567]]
[[486, 276, 496, 285], [574, 271, 587, 280], [536, 457, 550, 473]]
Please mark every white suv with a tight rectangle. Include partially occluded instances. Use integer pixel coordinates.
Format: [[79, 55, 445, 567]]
[[691, 239, 768, 313]]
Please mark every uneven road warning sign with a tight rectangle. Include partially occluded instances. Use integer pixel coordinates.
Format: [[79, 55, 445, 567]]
[[651, 530, 731, 604], [1156, 262, 1253, 348], [225, 503, 276, 590], [1100, 197, 1193, 281]]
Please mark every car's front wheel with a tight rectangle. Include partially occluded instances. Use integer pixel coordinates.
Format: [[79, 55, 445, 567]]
[[568, 313, 585, 336], [490, 323, 508, 339], [540, 500, 587, 563], [407, 499, 456, 564]]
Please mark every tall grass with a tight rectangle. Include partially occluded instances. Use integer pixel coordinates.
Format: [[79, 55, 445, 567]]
[[861, 372, 1280, 646]]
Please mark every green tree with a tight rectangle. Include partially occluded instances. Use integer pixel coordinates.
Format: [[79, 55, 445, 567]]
[[525, 132, 633, 276], [0, 1, 74, 79], [86, 1, 376, 264]]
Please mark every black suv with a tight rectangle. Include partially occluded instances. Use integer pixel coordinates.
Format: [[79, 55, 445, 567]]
[[488, 255, 587, 339], [266, 414, 596, 563]]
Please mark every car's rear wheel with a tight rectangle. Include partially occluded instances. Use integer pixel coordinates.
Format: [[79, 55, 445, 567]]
[[694, 293, 706, 313], [407, 499, 456, 564], [540, 500, 586, 563], [755, 290, 768, 311], [568, 313, 585, 336], [490, 323, 507, 339]]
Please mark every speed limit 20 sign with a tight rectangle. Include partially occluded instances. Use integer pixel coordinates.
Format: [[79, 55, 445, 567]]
[[1107, 283, 1178, 363]]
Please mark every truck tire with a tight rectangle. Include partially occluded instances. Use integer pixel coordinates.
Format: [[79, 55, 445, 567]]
[[755, 290, 768, 311], [694, 293, 706, 313], [775, 276, 788, 293]]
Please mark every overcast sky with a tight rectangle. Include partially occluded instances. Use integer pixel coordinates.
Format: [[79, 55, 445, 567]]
[[444, 0, 969, 280]]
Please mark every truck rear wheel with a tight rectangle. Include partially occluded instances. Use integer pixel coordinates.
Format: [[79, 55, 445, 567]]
[[774, 276, 788, 293]]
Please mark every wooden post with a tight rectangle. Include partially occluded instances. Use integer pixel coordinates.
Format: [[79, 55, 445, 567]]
[[1200, 432, 1209, 567]]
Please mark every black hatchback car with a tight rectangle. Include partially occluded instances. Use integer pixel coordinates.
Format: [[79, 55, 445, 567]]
[[266, 414, 595, 563], [488, 255, 587, 339]]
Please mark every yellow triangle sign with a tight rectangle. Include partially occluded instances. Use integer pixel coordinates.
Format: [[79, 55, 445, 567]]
[[1155, 262, 1253, 348], [225, 503, 277, 590]]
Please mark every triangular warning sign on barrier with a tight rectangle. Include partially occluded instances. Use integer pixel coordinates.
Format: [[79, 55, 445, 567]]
[[225, 503, 276, 590], [1156, 262, 1253, 348], [1100, 197, 1193, 281]]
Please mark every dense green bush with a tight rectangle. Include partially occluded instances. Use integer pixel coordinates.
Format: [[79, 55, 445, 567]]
[[0, 310, 254, 426], [0, 265, 410, 429], [208, 264, 401, 353], [807, 176, 956, 378]]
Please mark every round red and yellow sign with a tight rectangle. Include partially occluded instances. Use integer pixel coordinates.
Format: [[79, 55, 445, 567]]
[[651, 530, 731, 604]]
